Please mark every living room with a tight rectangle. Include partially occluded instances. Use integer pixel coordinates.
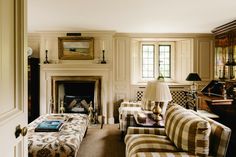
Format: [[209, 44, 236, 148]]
[[1, 0, 236, 156]]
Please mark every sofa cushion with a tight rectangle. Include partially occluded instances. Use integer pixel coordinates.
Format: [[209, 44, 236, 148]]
[[125, 134, 179, 157], [135, 152, 196, 157], [190, 110, 231, 157], [165, 104, 211, 156]]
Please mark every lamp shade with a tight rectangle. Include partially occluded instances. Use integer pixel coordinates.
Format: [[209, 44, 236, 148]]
[[143, 80, 172, 102], [186, 73, 201, 81]]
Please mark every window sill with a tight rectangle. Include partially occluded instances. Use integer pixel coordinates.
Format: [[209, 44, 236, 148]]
[[131, 81, 190, 87]]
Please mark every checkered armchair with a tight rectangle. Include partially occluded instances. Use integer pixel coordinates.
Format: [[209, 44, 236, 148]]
[[118, 101, 143, 133], [125, 104, 231, 157], [119, 89, 188, 134]]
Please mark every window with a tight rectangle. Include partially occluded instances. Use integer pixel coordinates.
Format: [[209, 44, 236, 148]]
[[142, 45, 155, 78], [159, 45, 171, 78], [141, 43, 172, 80]]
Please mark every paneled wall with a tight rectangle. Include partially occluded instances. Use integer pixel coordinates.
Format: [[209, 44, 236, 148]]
[[28, 32, 214, 124], [194, 38, 214, 81], [113, 37, 131, 101]]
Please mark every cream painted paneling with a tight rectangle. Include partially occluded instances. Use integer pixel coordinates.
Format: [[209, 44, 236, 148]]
[[195, 38, 214, 80], [113, 37, 131, 101], [114, 38, 129, 81], [170, 39, 193, 82]]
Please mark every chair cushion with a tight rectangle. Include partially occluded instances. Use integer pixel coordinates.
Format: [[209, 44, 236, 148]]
[[165, 104, 211, 156], [125, 134, 179, 157]]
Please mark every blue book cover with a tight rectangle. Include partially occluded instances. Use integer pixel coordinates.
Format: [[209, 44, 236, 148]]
[[35, 120, 63, 132]]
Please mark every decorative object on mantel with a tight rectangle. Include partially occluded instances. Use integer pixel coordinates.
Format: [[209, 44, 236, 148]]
[[100, 50, 106, 64], [44, 50, 50, 64], [58, 37, 94, 60], [27, 47, 33, 57]]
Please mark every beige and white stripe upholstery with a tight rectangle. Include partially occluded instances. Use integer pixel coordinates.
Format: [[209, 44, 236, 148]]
[[127, 127, 166, 136], [125, 104, 231, 157], [119, 101, 143, 132], [135, 152, 196, 157], [125, 134, 179, 157], [165, 104, 211, 156], [190, 110, 231, 157]]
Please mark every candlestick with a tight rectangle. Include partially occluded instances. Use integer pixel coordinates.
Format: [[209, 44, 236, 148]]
[[44, 50, 50, 64], [101, 50, 106, 64]]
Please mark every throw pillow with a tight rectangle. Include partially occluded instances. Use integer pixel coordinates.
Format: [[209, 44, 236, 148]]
[[165, 104, 211, 156]]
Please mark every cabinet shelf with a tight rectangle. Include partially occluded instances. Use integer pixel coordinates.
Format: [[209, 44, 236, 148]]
[[212, 20, 236, 80]]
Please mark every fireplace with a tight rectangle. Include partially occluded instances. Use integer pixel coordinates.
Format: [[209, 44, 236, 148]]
[[40, 63, 114, 124], [51, 76, 101, 115]]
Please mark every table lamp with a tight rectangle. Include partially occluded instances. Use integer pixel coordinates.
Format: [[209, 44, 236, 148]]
[[186, 73, 201, 92], [144, 81, 172, 121]]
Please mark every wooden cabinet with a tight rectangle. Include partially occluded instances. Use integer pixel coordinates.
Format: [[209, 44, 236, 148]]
[[28, 57, 40, 123], [212, 20, 236, 80]]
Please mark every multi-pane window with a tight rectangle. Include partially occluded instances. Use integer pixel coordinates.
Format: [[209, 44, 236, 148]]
[[141, 44, 171, 79], [159, 45, 171, 78], [142, 45, 154, 78]]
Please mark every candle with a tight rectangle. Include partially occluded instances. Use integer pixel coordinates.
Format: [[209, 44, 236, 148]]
[[45, 40, 48, 50], [102, 41, 105, 50]]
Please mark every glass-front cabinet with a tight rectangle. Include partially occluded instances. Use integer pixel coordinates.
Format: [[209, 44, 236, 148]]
[[213, 20, 236, 80]]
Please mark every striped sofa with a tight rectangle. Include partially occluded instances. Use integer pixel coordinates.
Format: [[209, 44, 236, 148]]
[[125, 104, 231, 157]]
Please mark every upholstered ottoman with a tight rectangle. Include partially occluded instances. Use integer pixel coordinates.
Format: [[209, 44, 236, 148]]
[[28, 114, 88, 157]]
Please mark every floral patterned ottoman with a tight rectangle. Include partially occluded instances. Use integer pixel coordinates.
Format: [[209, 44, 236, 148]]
[[28, 114, 88, 157]]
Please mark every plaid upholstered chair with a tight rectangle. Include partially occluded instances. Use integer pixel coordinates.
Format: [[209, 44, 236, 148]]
[[119, 88, 187, 135], [125, 104, 231, 157], [118, 100, 156, 134]]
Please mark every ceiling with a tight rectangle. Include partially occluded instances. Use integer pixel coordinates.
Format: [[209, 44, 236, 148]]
[[28, 0, 236, 33]]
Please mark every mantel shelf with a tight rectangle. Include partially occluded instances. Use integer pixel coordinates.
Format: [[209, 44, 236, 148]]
[[40, 63, 112, 71]]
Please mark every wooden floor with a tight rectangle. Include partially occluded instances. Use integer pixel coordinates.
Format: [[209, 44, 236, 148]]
[[77, 124, 125, 157]]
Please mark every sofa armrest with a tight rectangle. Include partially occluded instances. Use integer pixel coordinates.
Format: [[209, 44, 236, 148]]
[[127, 126, 166, 135]]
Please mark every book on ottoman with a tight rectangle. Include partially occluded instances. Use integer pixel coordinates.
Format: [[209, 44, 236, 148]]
[[35, 120, 64, 132]]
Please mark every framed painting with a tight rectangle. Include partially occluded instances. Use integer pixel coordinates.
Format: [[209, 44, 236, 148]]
[[58, 37, 94, 60]]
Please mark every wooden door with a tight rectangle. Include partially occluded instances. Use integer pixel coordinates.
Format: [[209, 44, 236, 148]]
[[0, 0, 27, 156]]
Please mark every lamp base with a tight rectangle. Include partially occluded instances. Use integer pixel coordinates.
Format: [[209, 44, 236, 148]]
[[152, 102, 163, 121]]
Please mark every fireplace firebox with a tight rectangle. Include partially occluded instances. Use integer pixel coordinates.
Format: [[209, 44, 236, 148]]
[[51, 76, 101, 115]]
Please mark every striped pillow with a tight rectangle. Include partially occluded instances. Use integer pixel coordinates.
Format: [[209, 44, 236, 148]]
[[165, 104, 211, 156]]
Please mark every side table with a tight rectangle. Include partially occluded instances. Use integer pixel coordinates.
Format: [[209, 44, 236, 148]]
[[134, 112, 164, 128]]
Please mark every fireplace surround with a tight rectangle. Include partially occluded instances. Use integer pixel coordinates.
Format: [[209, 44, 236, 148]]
[[40, 63, 114, 124]]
